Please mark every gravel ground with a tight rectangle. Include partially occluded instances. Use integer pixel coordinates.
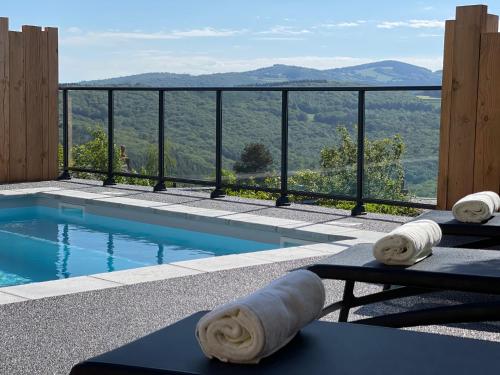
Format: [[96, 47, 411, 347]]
[[0, 179, 499, 374], [0, 257, 499, 375], [0, 179, 411, 232]]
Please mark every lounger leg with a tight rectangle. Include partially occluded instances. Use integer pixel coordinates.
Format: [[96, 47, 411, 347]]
[[339, 281, 355, 322]]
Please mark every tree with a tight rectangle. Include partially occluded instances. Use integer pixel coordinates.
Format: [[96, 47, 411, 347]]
[[233, 143, 273, 173], [320, 126, 407, 200], [69, 126, 176, 186], [71, 127, 125, 179]]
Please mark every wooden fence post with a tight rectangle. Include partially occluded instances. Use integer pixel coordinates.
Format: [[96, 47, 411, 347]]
[[0, 18, 58, 183], [437, 5, 500, 209]]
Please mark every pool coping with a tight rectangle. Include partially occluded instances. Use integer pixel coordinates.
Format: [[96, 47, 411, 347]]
[[0, 187, 385, 305]]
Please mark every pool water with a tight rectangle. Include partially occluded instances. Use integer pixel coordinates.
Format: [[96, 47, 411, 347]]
[[0, 206, 281, 287]]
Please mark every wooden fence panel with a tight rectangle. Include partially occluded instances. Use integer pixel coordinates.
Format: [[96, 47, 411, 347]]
[[0, 18, 9, 182], [474, 33, 500, 193], [46, 27, 58, 179], [41, 29, 49, 179], [437, 20, 455, 209], [446, 5, 488, 207], [23, 25, 44, 181], [8, 31, 26, 182]]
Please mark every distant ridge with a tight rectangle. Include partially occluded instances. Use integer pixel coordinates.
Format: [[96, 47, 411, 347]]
[[74, 60, 442, 87]]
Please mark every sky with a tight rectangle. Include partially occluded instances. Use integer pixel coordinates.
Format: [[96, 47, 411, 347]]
[[3, 0, 500, 82]]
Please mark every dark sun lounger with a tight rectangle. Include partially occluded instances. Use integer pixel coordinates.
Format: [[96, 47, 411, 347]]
[[70, 311, 500, 375], [413, 211, 500, 248], [305, 243, 500, 326]]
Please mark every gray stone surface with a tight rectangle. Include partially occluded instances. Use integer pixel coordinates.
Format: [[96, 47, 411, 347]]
[[0, 257, 499, 375], [0, 179, 411, 232], [1, 179, 499, 374]]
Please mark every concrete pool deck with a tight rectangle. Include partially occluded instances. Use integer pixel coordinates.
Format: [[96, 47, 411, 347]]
[[0, 184, 385, 303], [0, 180, 499, 374]]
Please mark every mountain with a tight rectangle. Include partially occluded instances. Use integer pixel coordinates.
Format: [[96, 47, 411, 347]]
[[74, 60, 442, 87]]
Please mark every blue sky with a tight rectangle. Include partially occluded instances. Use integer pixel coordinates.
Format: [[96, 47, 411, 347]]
[[3, 0, 500, 82]]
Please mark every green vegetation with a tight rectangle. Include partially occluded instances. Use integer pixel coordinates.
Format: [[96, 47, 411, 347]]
[[67, 123, 418, 215], [67, 83, 440, 199], [233, 143, 274, 173]]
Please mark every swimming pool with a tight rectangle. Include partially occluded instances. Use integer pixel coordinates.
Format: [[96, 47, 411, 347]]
[[0, 203, 289, 287]]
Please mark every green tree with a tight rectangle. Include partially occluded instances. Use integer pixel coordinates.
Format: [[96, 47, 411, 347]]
[[233, 143, 273, 173], [71, 127, 125, 180], [320, 126, 407, 200]]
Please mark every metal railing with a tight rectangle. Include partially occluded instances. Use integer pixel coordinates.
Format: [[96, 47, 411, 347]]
[[58, 85, 441, 215]]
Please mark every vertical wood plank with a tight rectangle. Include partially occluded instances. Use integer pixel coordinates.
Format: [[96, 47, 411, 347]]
[[437, 20, 455, 209], [0, 18, 9, 182], [40, 29, 49, 179], [46, 27, 58, 179], [446, 5, 488, 207], [486, 14, 499, 32], [23, 25, 44, 181], [474, 33, 500, 193], [8, 31, 26, 182]]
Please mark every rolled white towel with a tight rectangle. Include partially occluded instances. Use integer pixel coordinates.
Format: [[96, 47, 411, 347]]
[[196, 269, 325, 364], [452, 191, 500, 223], [373, 219, 441, 266]]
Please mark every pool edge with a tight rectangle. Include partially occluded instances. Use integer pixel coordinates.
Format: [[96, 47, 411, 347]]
[[0, 188, 384, 305]]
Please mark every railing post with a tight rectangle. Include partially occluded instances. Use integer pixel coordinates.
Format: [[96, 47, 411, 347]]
[[276, 90, 290, 207], [57, 89, 71, 180], [352, 90, 366, 215], [211, 90, 225, 199], [103, 89, 116, 186], [154, 90, 166, 192]]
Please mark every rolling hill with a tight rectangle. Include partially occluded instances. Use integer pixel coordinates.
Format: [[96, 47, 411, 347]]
[[74, 60, 443, 87]]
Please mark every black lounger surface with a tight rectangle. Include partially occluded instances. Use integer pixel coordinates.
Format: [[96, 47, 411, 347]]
[[70, 311, 500, 375], [415, 210, 500, 236], [308, 243, 500, 294]]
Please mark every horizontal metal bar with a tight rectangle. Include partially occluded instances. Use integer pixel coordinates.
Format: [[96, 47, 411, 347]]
[[221, 183, 281, 194], [355, 301, 500, 328], [162, 176, 215, 186], [286, 189, 356, 201], [59, 85, 441, 92], [113, 171, 157, 180], [362, 197, 436, 209], [68, 167, 107, 174], [68, 167, 436, 209]]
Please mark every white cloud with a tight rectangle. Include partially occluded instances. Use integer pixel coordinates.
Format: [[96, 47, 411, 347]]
[[257, 26, 311, 35], [66, 26, 82, 34], [335, 22, 360, 28], [377, 19, 445, 29], [252, 37, 306, 41], [60, 27, 245, 46], [417, 33, 442, 38], [314, 21, 364, 29]]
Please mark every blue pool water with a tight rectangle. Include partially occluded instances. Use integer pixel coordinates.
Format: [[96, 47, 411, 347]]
[[0, 205, 280, 287]]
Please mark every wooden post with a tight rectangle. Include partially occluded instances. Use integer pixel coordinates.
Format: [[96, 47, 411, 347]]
[[446, 5, 488, 207], [0, 18, 59, 183], [437, 5, 500, 209], [474, 32, 500, 193], [46, 27, 59, 179], [24, 25, 44, 181], [8, 31, 26, 182], [0, 18, 9, 182], [437, 20, 455, 209]]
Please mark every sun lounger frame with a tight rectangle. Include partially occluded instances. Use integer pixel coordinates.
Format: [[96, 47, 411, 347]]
[[413, 211, 500, 247], [306, 244, 500, 327]]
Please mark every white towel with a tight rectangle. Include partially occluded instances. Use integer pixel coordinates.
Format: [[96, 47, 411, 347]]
[[195, 270, 325, 364], [373, 220, 441, 266], [452, 191, 500, 223]]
